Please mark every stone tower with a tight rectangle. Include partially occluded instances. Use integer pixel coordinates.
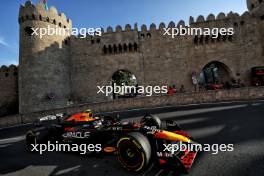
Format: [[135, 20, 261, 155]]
[[247, 0, 264, 57], [18, 0, 72, 114], [247, 0, 264, 15]]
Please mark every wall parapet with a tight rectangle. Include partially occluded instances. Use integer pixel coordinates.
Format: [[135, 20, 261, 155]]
[[17, 87, 264, 124]]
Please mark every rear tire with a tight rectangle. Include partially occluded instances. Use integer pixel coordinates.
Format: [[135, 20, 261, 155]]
[[117, 132, 151, 172], [26, 127, 50, 152], [26, 131, 37, 152]]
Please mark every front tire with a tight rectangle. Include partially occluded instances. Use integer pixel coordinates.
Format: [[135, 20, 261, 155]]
[[140, 114, 161, 129], [117, 132, 151, 172]]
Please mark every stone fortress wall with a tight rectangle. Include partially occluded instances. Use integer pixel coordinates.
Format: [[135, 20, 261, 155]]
[[0, 0, 263, 115], [68, 0, 264, 107], [0, 65, 18, 116]]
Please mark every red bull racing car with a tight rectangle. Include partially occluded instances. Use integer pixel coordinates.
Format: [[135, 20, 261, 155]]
[[26, 110, 199, 174]]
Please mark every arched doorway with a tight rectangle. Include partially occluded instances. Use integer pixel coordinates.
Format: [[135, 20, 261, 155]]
[[199, 61, 231, 89], [111, 70, 138, 99]]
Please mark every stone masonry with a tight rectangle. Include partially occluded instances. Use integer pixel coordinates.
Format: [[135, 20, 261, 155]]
[[1, 0, 264, 115]]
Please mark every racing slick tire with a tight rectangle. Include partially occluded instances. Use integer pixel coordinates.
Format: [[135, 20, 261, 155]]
[[117, 132, 151, 172], [26, 127, 50, 152], [140, 114, 161, 129]]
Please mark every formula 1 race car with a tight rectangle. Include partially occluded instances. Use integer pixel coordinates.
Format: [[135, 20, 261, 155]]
[[26, 110, 198, 174]]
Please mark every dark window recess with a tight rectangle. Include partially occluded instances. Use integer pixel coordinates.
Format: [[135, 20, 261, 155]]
[[140, 34, 145, 38], [91, 40, 95, 44], [259, 0, 262, 4], [228, 35, 233, 42], [240, 21, 245, 25], [205, 36, 209, 44], [234, 22, 238, 27], [32, 14, 35, 20], [194, 36, 198, 44], [223, 35, 227, 41], [108, 46, 112, 54], [199, 35, 204, 44], [251, 4, 255, 9], [147, 33, 151, 38], [128, 44, 133, 52], [46, 17, 50, 22], [113, 45, 117, 53], [134, 43, 138, 51], [97, 39, 100, 43], [124, 44, 128, 52], [14, 72, 18, 76], [64, 40, 68, 45], [118, 44, 122, 52], [261, 15, 264, 20], [217, 34, 221, 42], [24, 26, 34, 36], [39, 15, 42, 20], [5, 73, 9, 77], [103, 46, 107, 54]]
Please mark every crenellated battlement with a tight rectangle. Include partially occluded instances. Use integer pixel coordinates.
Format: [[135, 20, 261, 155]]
[[189, 11, 252, 26], [19, 0, 72, 29], [0, 65, 18, 78], [102, 20, 188, 35]]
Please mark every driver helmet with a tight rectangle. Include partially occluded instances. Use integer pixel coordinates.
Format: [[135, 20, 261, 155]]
[[85, 109, 92, 113], [84, 109, 93, 117]]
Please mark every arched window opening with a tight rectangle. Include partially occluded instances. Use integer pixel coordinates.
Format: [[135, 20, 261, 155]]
[[199, 35, 204, 44], [134, 43, 138, 51], [124, 44, 128, 52], [113, 45, 118, 53], [147, 33, 151, 38], [108, 45, 112, 54], [111, 70, 138, 99], [103, 45, 107, 54], [194, 36, 198, 44], [128, 43, 133, 52], [205, 36, 209, 44], [217, 34, 221, 42], [199, 61, 231, 90], [118, 44, 122, 53], [222, 35, 227, 42]]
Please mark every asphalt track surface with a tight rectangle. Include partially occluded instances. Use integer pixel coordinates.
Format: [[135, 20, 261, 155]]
[[0, 100, 264, 176]]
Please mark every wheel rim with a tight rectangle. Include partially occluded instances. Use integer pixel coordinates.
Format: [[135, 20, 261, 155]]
[[117, 137, 145, 171]]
